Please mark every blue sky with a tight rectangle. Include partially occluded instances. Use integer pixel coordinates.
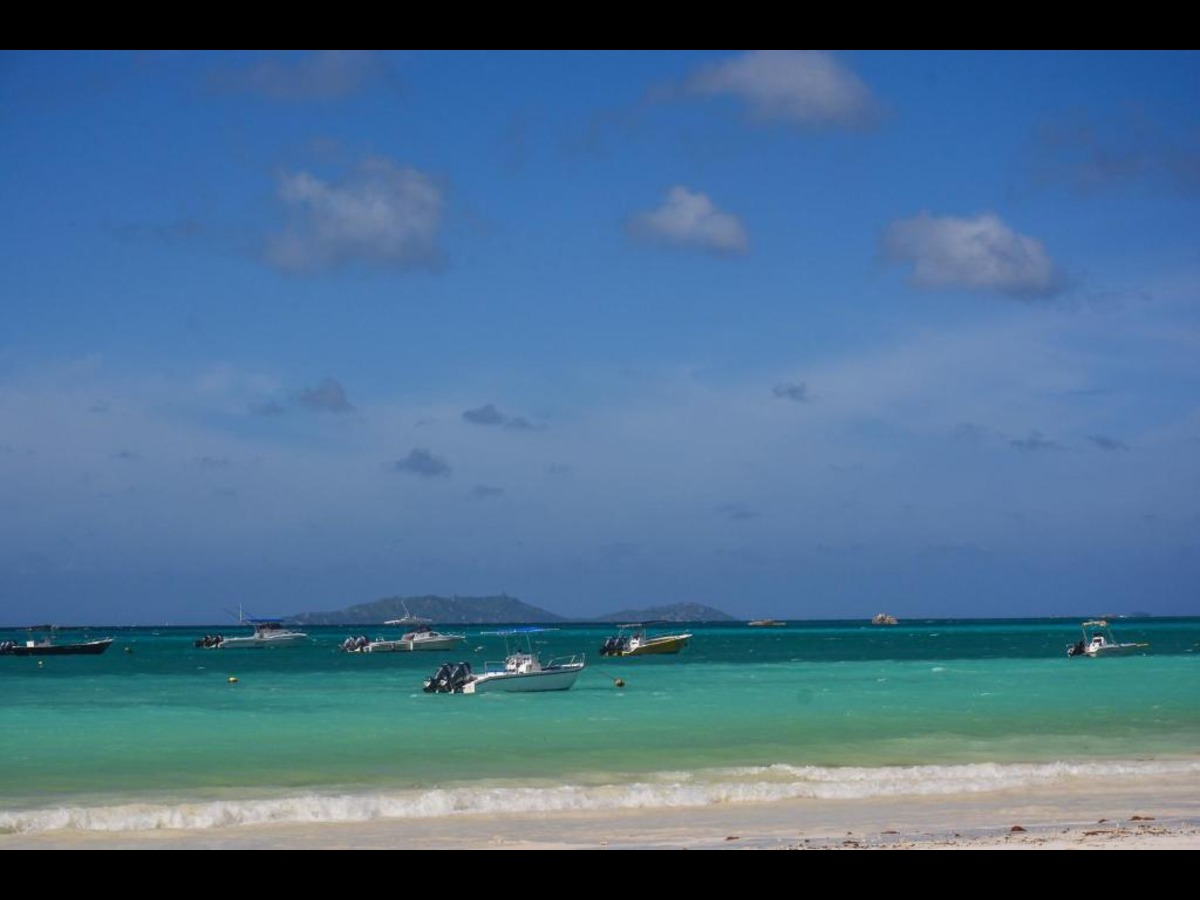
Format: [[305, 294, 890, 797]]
[[2, 50, 1197, 625]]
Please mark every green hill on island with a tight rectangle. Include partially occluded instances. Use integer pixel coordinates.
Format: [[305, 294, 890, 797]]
[[292, 594, 562, 626], [590, 602, 734, 623], [291, 595, 733, 625]]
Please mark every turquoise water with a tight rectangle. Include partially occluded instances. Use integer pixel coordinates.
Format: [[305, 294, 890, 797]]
[[2, 617, 1198, 834]]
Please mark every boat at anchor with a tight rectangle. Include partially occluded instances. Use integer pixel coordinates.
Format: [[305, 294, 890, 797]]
[[199, 609, 308, 649], [342, 624, 466, 653], [1066, 620, 1149, 658], [423, 628, 585, 694], [0, 627, 113, 657], [598, 623, 692, 657]]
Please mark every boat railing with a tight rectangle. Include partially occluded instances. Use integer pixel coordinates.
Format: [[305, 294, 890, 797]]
[[544, 653, 585, 669], [481, 651, 583, 673]]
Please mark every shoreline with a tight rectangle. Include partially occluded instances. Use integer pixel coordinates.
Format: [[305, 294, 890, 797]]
[[5, 780, 1198, 849]]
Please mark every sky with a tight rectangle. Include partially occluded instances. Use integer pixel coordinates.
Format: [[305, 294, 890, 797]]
[[1, 50, 1198, 625]]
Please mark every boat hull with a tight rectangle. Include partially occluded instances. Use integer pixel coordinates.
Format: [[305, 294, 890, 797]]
[[462, 665, 584, 693], [1, 638, 113, 656], [1086, 644, 1147, 657], [217, 634, 308, 648], [367, 637, 465, 652], [624, 638, 689, 656], [601, 634, 692, 657]]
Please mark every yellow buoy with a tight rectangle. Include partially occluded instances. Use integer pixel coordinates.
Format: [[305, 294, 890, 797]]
[[614, 678, 625, 688], [228, 676, 238, 684]]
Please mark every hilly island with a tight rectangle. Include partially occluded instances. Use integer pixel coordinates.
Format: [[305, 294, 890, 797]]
[[290, 594, 734, 626]]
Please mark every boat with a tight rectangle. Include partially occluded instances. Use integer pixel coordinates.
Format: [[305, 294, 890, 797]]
[[748, 619, 786, 627], [598, 623, 692, 657], [205, 611, 308, 649], [871, 613, 899, 625], [384, 600, 432, 627], [423, 628, 585, 694], [217, 619, 308, 648], [341, 624, 466, 653], [1066, 620, 1149, 658], [0, 627, 113, 657]]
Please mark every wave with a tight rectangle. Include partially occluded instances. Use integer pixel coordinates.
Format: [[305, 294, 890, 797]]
[[3, 758, 1196, 835]]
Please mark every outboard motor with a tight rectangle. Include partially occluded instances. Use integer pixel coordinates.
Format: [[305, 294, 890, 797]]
[[423, 663, 453, 692], [424, 661, 474, 693], [449, 661, 473, 691]]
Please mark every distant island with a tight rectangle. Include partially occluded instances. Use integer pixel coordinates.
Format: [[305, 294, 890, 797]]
[[290, 594, 733, 625], [590, 602, 734, 623]]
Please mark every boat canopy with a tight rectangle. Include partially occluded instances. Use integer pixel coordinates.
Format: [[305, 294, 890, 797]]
[[223, 605, 296, 625]]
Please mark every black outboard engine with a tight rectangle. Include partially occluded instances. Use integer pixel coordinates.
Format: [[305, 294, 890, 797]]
[[449, 661, 473, 691], [423, 661, 474, 693], [600, 636, 621, 656], [424, 662, 452, 692]]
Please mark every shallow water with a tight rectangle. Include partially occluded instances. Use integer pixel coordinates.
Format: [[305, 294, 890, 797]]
[[2, 617, 1197, 835]]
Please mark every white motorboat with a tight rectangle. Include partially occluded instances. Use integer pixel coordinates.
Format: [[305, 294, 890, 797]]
[[1066, 620, 1149, 658], [210, 613, 308, 649], [342, 625, 466, 653], [371, 626, 466, 652], [384, 600, 432, 627], [423, 629, 585, 694]]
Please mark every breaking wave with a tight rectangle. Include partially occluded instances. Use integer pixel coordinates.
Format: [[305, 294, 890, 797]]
[[2, 758, 1196, 835]]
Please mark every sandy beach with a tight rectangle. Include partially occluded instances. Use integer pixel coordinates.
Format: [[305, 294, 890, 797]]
[[5, 777, 1198, 849]]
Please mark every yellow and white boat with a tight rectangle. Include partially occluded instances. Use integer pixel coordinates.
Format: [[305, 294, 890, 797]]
[[599, 623, 692, 657]]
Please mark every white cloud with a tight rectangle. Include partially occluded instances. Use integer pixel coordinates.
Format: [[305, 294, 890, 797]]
[[882, 211, 1064, 298], [628, 186, 748, 256], [266, 157, 444, 273], [684, 50, 876, 127]]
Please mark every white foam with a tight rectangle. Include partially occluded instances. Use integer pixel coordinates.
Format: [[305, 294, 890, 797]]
[[2, 758, 1196, 835]]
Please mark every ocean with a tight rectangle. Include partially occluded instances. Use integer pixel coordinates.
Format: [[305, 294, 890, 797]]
[[2, 617, 1198, 838]]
